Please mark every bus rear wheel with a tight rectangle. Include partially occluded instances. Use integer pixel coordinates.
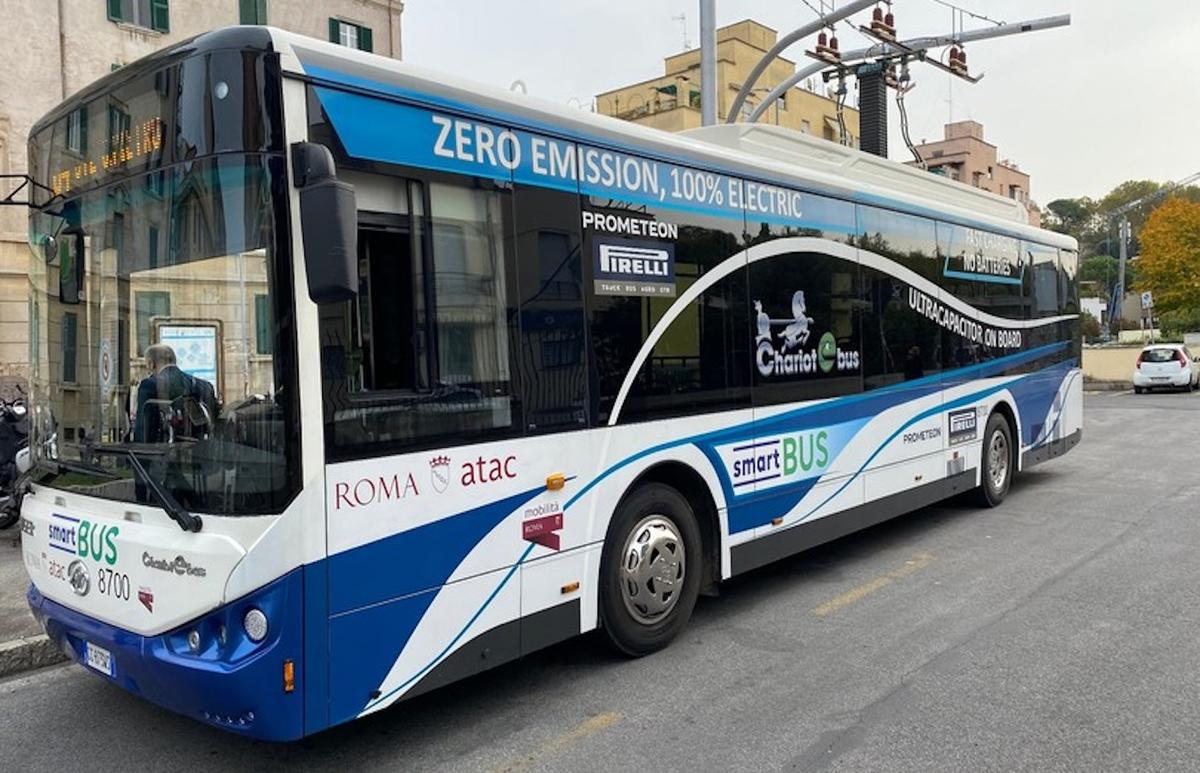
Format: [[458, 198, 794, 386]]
[[973, 412, 1014, 507], [599, 483, 702, 656]]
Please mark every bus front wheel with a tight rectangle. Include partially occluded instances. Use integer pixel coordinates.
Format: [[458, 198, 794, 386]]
[[599, 483, 702, 656], [974, 412, 1014, 507]]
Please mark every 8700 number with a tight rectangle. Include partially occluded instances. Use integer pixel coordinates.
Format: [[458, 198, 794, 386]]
[[96, 568, 130, 601]]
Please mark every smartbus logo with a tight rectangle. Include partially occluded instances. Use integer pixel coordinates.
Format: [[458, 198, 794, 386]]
[[715, 419, 867, 499], [725, 430, 832, 490]]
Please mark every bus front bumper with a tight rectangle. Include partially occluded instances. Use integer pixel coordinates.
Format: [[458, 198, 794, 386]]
[[27, 568, 307, 741]]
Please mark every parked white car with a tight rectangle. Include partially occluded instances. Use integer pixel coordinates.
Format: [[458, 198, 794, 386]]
[[1133, 344, 1200, 393]]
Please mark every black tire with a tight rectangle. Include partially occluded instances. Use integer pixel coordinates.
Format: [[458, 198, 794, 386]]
[[973, 412, 1014, 508], [1134, 387, 1144, 394], [599, 483, 702, 657], [0, 508, 17, 530]]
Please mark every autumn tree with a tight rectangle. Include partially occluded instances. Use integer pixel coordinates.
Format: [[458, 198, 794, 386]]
[[1137, 197, 1200, 315]]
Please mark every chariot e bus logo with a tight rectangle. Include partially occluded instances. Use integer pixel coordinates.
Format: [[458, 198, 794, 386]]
[[429, 455, 451, 493], [754, 291, 860, 378], [67, 560, 90, 597], [77, 520, 119, 566], [142, 551, 207, 578]]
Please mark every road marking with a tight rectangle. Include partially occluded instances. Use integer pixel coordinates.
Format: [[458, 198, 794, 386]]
[[494, 711, 623, 773], [811, 552, 934, 618]]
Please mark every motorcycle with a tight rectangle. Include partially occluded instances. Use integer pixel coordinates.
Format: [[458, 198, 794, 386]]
[[0, 389, 30, 530]]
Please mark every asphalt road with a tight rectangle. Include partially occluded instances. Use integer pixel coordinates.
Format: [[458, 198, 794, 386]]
[[3, 391, 1198, 772]]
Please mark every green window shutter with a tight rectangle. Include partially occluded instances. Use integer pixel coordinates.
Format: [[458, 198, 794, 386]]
[[328, 18, 340, 43], [62, 313, 78, 383], [358, 25, 373, 52], [135, 291, 171, 353], [254, 295, 273, 354], [150, 0, 169, 32], [107, 0, 123, 22], [240, 0, 267, 24]]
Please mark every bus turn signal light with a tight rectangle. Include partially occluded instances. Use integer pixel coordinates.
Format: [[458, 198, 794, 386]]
[[561, 581, 580, 595], [546, 473, 566, 491], [283, 659, 295, 693]]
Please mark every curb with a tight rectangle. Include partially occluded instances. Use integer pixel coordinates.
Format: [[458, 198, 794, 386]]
[[0, 634, 68, 679], [1083, 380, 1131, 392]]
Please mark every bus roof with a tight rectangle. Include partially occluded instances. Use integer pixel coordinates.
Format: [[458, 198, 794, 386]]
[[270, 28, 1075, 249]]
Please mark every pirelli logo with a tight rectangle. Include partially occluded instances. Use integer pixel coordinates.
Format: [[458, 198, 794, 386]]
[[948, 408, 978, 446], [592, 237, 676, 298]]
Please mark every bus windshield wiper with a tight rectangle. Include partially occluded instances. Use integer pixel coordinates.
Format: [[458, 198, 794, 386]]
[[92, 446, 202, 533], [48, 458, 120, 480]]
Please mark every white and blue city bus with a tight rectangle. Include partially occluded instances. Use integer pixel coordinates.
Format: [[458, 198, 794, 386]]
[[20, 27, 1080, 740]]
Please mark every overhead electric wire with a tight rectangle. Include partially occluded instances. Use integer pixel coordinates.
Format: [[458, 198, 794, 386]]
[[797, 0, 875, 44], [926, 0, 1004, 28]]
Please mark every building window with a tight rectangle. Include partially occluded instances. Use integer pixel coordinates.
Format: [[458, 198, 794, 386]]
[[62, 313, 78, 384], [66, 107, 87, 153], [254, 294, 273, 354], [930, 149, 943, 158], [239, 0, 267, 25], [329, 18, 373, 52], [107, 0, 170, 33], [800, 119, 811, 134]]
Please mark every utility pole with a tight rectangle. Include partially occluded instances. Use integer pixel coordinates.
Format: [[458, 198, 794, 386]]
[[699, 0, 717, 125], [1115, 217, 1130, 324]]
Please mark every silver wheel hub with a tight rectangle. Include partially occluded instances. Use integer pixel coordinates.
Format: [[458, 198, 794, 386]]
[[619, 515, 685, 625], [988, 430, 1009, 491]]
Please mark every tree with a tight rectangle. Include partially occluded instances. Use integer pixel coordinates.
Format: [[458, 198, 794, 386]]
[[1079, 311, 1101, 340], [1044, 197, 1096, 240], [1137, 197, 1200, 315], [1079, 254, 1138, 297]]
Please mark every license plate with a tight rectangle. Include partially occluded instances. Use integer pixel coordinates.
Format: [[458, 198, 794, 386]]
[[1152, 377, 1167, 382], [84, 642, 114, 677]]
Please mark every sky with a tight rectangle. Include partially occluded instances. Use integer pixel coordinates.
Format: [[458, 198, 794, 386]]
[[401, 1, 1200, 206]]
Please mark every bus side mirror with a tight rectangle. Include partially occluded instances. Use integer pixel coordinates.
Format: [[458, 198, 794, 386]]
[[58, 229, 85, 305], [292, 142, 357, 305]]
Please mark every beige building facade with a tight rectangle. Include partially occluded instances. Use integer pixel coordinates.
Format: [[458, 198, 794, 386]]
[[596, 20, 860, 145], [0, 0, 404, 389], [906, 120, 1040, 227]]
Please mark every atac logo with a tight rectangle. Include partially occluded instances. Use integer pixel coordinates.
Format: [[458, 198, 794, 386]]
[[429, 455, 452, 493], [754, 290, 860, 378]]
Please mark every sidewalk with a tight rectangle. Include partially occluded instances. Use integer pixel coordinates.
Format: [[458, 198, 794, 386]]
[[0, 529, 67, 677]]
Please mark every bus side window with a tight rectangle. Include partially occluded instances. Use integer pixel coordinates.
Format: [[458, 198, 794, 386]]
[[588, 201, 750, 425], [856, 206, 942, 390], [318, 170, 521, 460], [511, 184, 589, 432], [745, 193, 862, 409], [936, 221, 1022, 372]]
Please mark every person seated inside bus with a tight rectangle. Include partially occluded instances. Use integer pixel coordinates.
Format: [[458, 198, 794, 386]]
[[134, 344, 219, 443]]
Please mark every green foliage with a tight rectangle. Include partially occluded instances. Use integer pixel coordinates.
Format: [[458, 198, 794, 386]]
[[1079, 254, 1137, 296], [1079, 311, 1101, 340]]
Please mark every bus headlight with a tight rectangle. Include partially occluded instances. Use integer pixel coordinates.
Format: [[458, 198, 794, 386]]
[[243, 608, 268, 643]]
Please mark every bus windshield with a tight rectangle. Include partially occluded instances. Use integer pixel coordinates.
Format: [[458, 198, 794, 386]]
[[24, 44, 299, 516], [27, 154, 298, 515]]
